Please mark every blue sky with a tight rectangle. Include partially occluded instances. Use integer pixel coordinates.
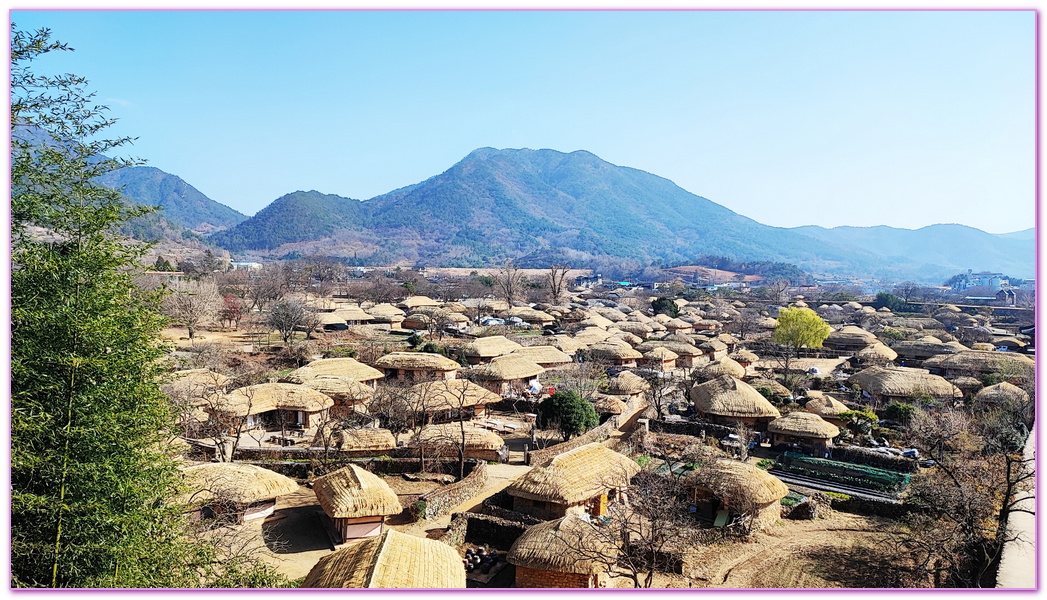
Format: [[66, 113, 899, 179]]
[[10, 9, 1036, 234]]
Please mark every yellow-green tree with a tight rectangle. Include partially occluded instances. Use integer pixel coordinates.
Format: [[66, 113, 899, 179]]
[[773, 307, 831, 390]]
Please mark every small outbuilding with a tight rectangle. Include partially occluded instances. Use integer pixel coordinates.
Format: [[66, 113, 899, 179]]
[[373, 351, 461, 381], [467, 354, 545, 395], [684, 457, 789, 531], [508, 514, 616, 588], [313, 464, 403, 542], [181, 462, 299, 523], [302, 529, 466, 588], [767, 411, 840, 454], [689, 375, 781, 431]]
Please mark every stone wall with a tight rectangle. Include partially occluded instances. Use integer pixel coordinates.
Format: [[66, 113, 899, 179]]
[[649, 418, 750, 442], [413, 460, 488, 520], [829, 495, 912, 519], [481, 491, 545, 526], [830, 445, 919, 473], [438, 512, 530, 551], [527, 419, 618, 466]]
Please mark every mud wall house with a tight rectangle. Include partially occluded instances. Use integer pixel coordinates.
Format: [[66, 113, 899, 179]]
[[728, 350, 759, 369], [214, 383, 335, 432], [767, 411, 840, 454], [365, 303, 406, 330], [588, 341, 643, 368], [506, 443, 641, 521], [332, 305, 375, 326], [642, 347, 679, 372], [312, 426, 398, 457], [601, 370, 650, 403], [822, 326, 879, 354], [405, 378, 503, 423], [313, 464, 403, 542], [846, 366, 962, 406], [507, 514, 616, 588], [462, 335, 525, 365], [689, 375, 781, 432], [698, 339, 729, 362], [302, 529, 466, 589], [923, 350, 1035, 380], [467, 354, 545, 395], [636, 341, 704, 369], [181, 463, 299, 523], [410, 423, 507, 462], [803, 391, 850, 428], [373, 351, 461, 382], [683, 456, 789, 531]]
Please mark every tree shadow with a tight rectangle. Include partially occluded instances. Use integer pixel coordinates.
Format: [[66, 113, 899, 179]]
[[801, 541, 920, 588], [261, 506, 331, 554]]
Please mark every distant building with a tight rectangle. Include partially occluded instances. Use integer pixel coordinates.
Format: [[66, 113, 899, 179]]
[[953, 269, 1007, 291], [230, 261, 263, 271]]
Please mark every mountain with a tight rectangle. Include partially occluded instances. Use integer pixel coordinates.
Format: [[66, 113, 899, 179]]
[[95, 166, 247, 232], [791, 224, 1035, 280], [209, 190, 366, 252], [202, 147, 1035, 281]]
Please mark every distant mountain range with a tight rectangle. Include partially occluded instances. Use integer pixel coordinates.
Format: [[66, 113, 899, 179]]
[[97, 147, 1034, 282]]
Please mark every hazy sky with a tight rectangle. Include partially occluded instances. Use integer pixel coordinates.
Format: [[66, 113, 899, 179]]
[[11, 9, 1035, 234]]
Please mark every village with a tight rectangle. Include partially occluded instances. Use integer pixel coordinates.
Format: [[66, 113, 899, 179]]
[[158, 259, 1036, 589]]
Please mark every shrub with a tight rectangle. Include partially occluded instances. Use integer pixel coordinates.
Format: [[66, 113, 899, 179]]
[[756, 459, 774, 470]]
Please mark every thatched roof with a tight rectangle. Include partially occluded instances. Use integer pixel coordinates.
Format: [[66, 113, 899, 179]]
[[698, 339, 728, 353], [665, 318, 693, 331], [468, 355, 545, 381], [282, 358, 385, 384], [696, 357, 746, 380], [463, 335, 524, 359], [609, 331, 644, 346], [507, 307, 555, 324], [367, 303, 406, 317], [847, 366, 961, 398], [729, 350, 759, 364], [804, 392, 849, 418], [302, 530, 465, 588], [824, 326, 878, 349], [332, 306, 375, 322], [579, 314, 616, 330], [510, 345, 573, 365], [643, 347, 679, 362], [950, 376, 984, 391], [299, 376, 376, 403], [592, 307, 628, 322], [635, 340, 703, 357], [164, 370, 229, 403], [591, 393, 628, 415], [573, 326, 614, 346], [507, 515, 616, 575], [314, 427, 397, 453], [602, 371, 650, 395], [857, 342, 898, 363], [411, 423, 505, 452], [890, 339, 963, 359], [219, 383, 334, 416], [933, 350, 1035, 375], [508, 443, 641, 503], [690, 376, 781, 419], [313, 464, 403, 519], [546, 334, 587, 354], [975, 382, 1030, 406], [406, 379, 502, 411], [615, 321, 654, 337], [397, 295, 439, 310], [745, 377, 791, 399], [685, 458, 789, 505], [181, 463, 299, 506], [374, 352, 461, 372], [589, 341, 643, 361], [768, 412, 840, 439]]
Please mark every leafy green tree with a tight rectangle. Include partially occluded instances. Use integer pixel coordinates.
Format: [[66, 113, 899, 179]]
[[538, 390, 599, 442], [772, 307, 831, 390], [651, 297, 680, 318], [883, 401, 917, 424], [838, 408, 880, 437], [11, 26, 285, 588]]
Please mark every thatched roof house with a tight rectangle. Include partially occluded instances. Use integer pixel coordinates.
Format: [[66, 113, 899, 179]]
[[580, 314, 616, 330], [642, 347, 679, 371], [410, 423, 506, 462], [405, 379, 502, 421], [635, 340, 704, 368], [282, 358, 384, 394], [684, 457, 789, 530], [332, 306, 374, 325], [397, 295, 439, 311], [974, 382, 1030, 408], [462, 335, 524, 364], [511, 345, 574, 368], [856, 342, 898, 366], [890, 337, 964, 364], [546, 334, 587, 355], [468, 354, 545, 395], [745, 377, 792, 402], [689, 375, 781, 430], [924, 350, 1035, 379], [313, 464, 403, 541], [573, 326, 614, 346], [823, 326, 878, 352], [216, 383, 334, 430], [181, 463, 299, 522], [165, 369, 230, 403], [588, 341, 643, 367], [728, 350, 759, 367], [508, 307, 556, 325], [373, 352, 460, 381], [508, 443, 641, 520], [508, 514, 616, 588], [367, 303, 407, 317], [803, 391, 850, 426], [590, 393, 628, 418], [847, 366, 962, 405], [768, 412, 840, 452], [297, 377, 375, 414], [601, 370, 650, 399], [695, 357, 746, 381], [302, 529, 466, 588]]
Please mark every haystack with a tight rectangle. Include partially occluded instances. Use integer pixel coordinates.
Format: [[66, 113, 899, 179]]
[[302, 530, 465, 588]]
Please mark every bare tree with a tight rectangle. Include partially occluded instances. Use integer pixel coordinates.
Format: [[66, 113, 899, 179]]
[[546, 263, 572, 305], [639, 370, 680, 420], [767, 278, 791, 305], [247, 263, 284, 312], [266, 297, 318, 348], [162, 277, 222, 342], [494, 259, 525, 307]]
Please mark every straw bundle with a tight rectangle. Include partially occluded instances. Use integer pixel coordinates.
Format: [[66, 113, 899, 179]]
[[463, 335, 524, 359], [508, 443, 641, 504], [847, 366, 961, 399], [511, 345, 573, 366], [219, 383, 334, 416], [690, 376, 781, 419], [685, 458, 789, 505], [302, 530, 465, 588], [406, 379, 502, 411], [507, 515, 616, 575], [768, 412, 840, 439], [282, 358, 385, 384], [803, 392, 849, 418], [313, 464, 403, 519], [468, 355, 545, 382], [315, 427, 397, 452], [374, 352, 461, 372], [412, 423, 505, 452], [181, 463, 299, 506]]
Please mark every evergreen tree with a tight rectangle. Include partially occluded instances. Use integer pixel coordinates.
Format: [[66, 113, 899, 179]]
[[538, 390, 599, 442]]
